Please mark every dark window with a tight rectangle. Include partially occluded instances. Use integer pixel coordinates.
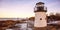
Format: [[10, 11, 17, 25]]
[[40, 18, 42, 20], [37, 7, 44, 10]]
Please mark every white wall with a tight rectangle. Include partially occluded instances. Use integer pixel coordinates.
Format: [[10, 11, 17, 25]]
[[34, 12, 47, 27]]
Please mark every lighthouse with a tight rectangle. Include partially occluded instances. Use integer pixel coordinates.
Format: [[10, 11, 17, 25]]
[[34, 2, 47, 30]]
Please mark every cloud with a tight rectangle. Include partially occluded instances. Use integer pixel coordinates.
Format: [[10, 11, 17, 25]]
[[0, 0, 60, 18], [0, 1, 35, 18], [46, 1, 60, 13]]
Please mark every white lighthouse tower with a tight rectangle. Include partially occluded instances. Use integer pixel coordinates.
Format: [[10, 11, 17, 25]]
[[34, 2, 47, 30]]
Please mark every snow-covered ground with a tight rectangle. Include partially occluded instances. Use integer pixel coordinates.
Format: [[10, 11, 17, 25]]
[[48, 21, 60, 25], [6, 20, 34, 30]]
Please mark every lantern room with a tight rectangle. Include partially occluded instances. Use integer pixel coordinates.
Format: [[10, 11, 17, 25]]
[[34, 2, 47, 12]]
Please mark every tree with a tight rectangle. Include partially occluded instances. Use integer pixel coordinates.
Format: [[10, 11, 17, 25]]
[[29, 17, 35, 21]]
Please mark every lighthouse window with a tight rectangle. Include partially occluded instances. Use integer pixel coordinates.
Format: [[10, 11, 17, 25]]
[[37, 7, 43, 10], [40, 18, 42, 20]]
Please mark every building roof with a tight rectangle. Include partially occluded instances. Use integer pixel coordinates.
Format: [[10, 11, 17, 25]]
[[36, 2, 44, 5]]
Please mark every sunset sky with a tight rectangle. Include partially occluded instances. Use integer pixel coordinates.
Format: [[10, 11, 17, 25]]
[[0, 0, 60, 18]]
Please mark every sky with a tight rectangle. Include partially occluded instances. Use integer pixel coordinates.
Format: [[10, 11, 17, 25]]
[[0, 0, 60, 18]]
